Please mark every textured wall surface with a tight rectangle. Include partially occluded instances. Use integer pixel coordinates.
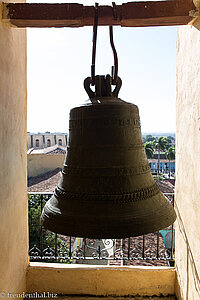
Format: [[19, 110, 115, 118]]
[[27, 133, 67, 149], [0, 0, 28, 295], [176, 22, 200, 300], [28, 154, 64, 177], [27, 263, 175, 296]]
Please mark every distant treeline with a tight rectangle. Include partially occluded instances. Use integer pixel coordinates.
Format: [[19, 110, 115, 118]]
[[143, 135, 175, 151], [142, 133, 175, 138]]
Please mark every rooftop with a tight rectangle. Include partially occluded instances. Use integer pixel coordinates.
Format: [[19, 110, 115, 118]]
[[27, 145, 66, 155]]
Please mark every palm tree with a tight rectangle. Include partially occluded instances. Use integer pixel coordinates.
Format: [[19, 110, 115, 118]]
[[144, 142, 154, 159], [154, 137, 167, 174], [165, 146, 175, 178]]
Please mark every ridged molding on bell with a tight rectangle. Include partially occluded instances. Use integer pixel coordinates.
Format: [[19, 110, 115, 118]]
[[41, 101, 176, 238]]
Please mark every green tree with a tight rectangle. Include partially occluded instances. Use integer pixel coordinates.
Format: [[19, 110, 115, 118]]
[[165, 146, 175, 178], [144, 135, 155, 143], [28, 196, 64, 262], [144, 142, 154, 159], [165, 136, 175, 149], [154, 137, 167, 174]]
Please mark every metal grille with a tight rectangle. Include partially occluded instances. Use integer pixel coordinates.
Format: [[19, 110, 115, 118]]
[[28, 192, 175, 266]]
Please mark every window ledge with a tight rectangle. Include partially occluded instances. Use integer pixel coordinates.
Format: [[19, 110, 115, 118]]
[[27, 262, 175, 297]]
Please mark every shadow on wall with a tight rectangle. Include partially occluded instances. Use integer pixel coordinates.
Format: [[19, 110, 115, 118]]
[[175, 204, 200, 300], [27, 168, 61, 187], [27, 153, 65, 177]]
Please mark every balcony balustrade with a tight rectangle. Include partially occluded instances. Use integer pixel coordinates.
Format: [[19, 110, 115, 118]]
[[28, 192, 175, 266]]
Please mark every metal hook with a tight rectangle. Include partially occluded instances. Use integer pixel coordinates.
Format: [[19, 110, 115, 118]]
[[109, 25, 118, 84], [90, 3, 119, 86], [91, 3, 99, 86]]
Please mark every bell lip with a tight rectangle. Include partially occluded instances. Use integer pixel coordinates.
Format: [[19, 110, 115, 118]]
[[40, 192, 176, 239], [40, 215, 176, 239]]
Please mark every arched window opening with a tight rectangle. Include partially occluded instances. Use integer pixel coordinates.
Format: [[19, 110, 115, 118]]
[[58, 139, 62, 146], [35, 139, 39, 147], [47, 139, 51, 147]]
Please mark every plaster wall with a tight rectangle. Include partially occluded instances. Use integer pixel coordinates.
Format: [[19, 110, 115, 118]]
[[27, 263, 175, 296], [44, 135, 55, 148], [28, 154, 64, 177], [176, 23, 200, 300], [0, 1, 28, 296], [32, 134, 44, 148], [56, 134, 67, 146], [27, 133, 67, 149]]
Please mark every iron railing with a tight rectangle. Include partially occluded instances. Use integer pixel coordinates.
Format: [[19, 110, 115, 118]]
[[28, 192, 175, 266]]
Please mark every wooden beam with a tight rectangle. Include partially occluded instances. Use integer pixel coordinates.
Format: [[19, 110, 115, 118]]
[[2, 0, 196, 28]]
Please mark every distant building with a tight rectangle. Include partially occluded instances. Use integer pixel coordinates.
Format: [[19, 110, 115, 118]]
[[149, 152, 175, 174], [27, 132, 68, 149]]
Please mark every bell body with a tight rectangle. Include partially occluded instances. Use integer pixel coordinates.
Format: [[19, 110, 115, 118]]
[[41, 99, 176, 238]]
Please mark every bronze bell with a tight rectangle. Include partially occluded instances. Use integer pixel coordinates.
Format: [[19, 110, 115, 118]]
[[41, 75, 176, 238]]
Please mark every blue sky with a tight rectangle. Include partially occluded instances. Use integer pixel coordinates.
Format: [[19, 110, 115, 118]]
[[27, 0, 177, 134]]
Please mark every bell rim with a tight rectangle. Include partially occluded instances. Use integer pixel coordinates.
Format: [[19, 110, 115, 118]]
[[41, 191, 176, 239]]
